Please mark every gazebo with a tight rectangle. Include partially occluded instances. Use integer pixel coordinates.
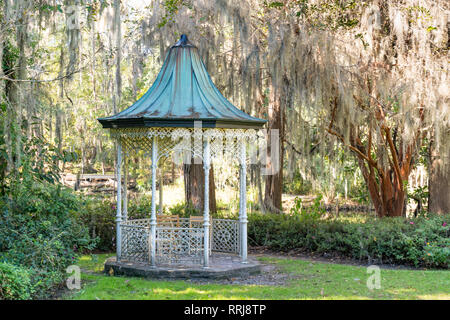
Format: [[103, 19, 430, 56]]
[[98, 35, 266, 272]]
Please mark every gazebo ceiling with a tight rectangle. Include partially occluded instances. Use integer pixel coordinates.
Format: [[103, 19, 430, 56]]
[[98, 35, 266, 130]]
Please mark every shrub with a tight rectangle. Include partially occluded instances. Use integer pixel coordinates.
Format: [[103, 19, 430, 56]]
[[0, 262, 33, 300], [168, 201, 203, 217], [77, 197, 117, 252], [290, 195, 326, 222], [248, 212, 450, 268], [283, 171, 312, 195], [0, 181, 96, 298], [76, 195, 155, 252]]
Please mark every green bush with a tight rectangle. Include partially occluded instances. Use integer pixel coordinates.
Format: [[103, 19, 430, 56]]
[[76, 195, 156, 251], [168, 201, 203, 217], [78, 197, 117, 252], [248, 213, 450, 268], [0, 262, 34, 300], [283, 171, 312, 195], [290, 195, 326, 222], [0, 181, 96, 298]]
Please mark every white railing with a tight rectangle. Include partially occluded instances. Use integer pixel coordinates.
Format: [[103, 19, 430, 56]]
[[120, 217, 240, 265], [155, 227, 204, 265], [212, 219, 240, 254], [121, 224, 150, 263]]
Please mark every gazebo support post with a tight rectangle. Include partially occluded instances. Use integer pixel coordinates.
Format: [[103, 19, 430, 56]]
[[239, 139, 248, 263], [150, 136, 158, 267], [159, 167, 163, 215], [116, 142, 122, 262], [123, 156, 128, 221], [203, 137, 211, 268]]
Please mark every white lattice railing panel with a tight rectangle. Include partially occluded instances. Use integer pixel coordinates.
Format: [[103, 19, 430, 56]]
[[212, 219, 240, 254], [155, 227, 204, 265], [121, 224, 150, 263]]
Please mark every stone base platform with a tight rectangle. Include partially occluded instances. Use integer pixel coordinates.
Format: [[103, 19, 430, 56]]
[[104, 253, 261, 279]]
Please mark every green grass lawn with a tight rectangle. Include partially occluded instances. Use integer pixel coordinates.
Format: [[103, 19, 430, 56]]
[[66, 253, 450, 300]]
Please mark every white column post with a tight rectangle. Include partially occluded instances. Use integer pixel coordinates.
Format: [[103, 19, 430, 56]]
[[116, 142, 122, 261], [203, 137, 211, 268], [239, 139, 248, 263], [123, 156, 128, 221], [150, 136, 158, 267], [159, 167, 163, 215]]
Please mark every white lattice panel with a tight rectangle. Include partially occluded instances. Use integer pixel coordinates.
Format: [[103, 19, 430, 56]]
[[121, 224, 150, 263], [156, 227, 204, 265], [212, 219, 240, 254]]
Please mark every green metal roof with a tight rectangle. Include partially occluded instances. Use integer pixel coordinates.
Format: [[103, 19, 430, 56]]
[[98, 35, 266, 129]]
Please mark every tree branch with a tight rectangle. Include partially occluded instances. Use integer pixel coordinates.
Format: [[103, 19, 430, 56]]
[[326, 127, 380, 173]]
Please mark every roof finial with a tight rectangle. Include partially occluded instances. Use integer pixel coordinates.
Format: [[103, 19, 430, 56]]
[[173, 34, 192, 47], [180, 34, 188, 44]]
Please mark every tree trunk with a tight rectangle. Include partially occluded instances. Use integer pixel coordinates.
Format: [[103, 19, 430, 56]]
[[113, 0, 121, 113], [171, 162, 175, 184], [264, 81, 284, 212], [252, 163, 265, 214], [6, 1, 29, 170], [351, 124, 414, 218], [209, 166, 216, 213], [429, 132, 450, 214], [360, 163, 406, 217], [0, 26, 6, 193], [183, 160, 216, 214]]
